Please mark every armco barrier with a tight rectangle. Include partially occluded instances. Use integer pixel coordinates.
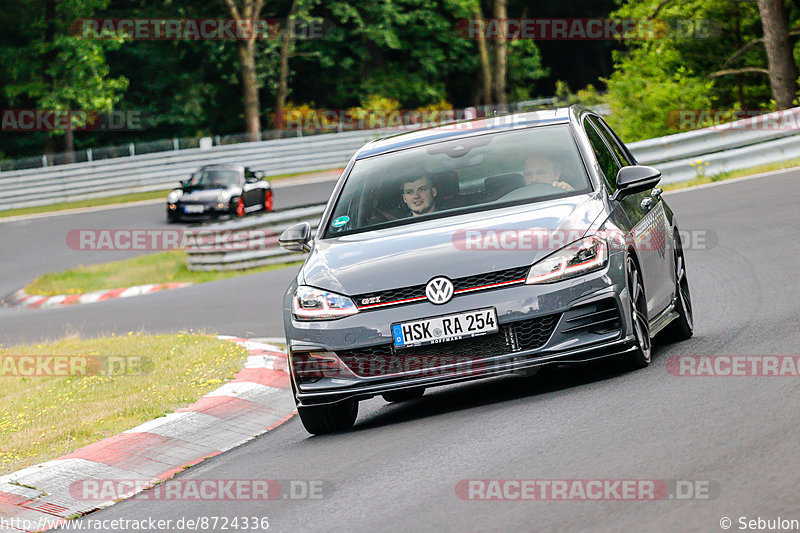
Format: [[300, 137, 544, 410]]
[[0, 129, 389, 211], [2, 107, 799, 212], [184, 204, 324, 271], [184, 107, 800, 271]]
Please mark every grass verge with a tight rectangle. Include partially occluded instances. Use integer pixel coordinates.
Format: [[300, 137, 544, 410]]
[[0, 332, 247, 475], [0, 167, 342, 219], [0, 190, 171, 218], [661, 157, 800, 191], [25, 250, 299, 296]]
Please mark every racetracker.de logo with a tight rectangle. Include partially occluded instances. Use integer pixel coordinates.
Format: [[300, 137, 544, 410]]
[[667, 109, 800, 131], [451, 229, 714, 252], [666, 356, 800, 377], [454, 18, 718, 40], [69, 479, 327, 501], [72, 18, 332, 40], [0, 355, 151, 377], [1, 109, 146, 132], [455, 479, 718, 501], [66, 229, 280, 251]]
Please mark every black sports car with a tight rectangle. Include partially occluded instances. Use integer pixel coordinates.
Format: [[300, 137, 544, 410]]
[[166, 164, 274, 222]]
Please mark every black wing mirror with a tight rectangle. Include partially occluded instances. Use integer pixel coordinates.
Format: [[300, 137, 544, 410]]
[[279, 222, 312, 253], [611, 166, 662, 201]]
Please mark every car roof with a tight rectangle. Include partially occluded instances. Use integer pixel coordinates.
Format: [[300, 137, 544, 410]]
[[198, 163, 244, 171], [355, 107, 574, 159]]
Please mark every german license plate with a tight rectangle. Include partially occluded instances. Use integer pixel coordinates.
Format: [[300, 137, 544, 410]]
[[184, 204, 204, 213], [392, 307, 498, 349]]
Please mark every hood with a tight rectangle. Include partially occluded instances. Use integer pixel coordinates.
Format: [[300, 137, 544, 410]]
[[302, 192, 606, 295], [179, 186, 239, 202]]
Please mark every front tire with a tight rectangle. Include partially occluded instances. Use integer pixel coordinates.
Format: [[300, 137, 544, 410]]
[[624, 255, 652, 369], [297, 401, 358, 435]]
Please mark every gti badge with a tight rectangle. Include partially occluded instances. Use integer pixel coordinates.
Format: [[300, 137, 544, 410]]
[[425, 277, 454, 304]]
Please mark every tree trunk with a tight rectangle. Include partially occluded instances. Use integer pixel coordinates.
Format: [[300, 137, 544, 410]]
[[757, 0, 798, 109], [238, 38, 261, 139], [492, 0, 507, 107], [472, 4, 492, 105], [275, 0, 299, 130], [223, 0, 265, 139]]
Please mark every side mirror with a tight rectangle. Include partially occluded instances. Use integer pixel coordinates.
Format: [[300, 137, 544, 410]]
[[279, 222, 312, 253], [611, 166, 662, 201]]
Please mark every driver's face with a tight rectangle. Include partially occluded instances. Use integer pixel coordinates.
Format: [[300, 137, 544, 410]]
[[402, 178, 437, 216], [524, 158, 560, 185]]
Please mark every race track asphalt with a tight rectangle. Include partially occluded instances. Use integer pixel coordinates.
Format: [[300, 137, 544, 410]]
[[4, 169, 800, 532]]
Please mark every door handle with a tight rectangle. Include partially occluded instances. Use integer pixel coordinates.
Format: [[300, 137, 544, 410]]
[[641, 197, 654, 210]]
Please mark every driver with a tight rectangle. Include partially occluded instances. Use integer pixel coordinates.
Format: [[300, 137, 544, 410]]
[[523, 156, 575, 191], [401, 177, 438, 216]]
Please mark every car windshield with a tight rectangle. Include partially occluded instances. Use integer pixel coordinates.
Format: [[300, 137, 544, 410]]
[[186, 169, 240, 188], [324, 124, 591, 237]]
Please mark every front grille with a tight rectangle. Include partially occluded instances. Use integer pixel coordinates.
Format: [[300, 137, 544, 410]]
[[352, 265, 530, 309], [335, 313, 560, 377]]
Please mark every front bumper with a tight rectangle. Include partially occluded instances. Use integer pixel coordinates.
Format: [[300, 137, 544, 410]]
[[169, 202, 230, 220], [286, 251, 633, 407]]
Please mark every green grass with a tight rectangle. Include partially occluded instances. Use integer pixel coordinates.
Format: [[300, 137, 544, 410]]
[[25, 250, 299, 296], [0, 189, 172, 218], [0, 167, 342, 219], [661, 157, 800, 191], [0, 333, 248, 475]]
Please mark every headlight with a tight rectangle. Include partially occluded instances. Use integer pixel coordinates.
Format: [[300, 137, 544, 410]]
[[292, 286, 359, 320], [167, 190, 182, 203], [526, 235, 608, 284], [218, 191, 232, 203]]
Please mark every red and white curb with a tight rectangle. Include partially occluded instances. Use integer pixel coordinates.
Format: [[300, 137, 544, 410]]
[[1, 283, 191, 310], [0, 336, 294, 533]]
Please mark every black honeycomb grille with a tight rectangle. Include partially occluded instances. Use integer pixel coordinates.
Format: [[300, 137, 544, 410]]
[[335, 313, 560, 378]]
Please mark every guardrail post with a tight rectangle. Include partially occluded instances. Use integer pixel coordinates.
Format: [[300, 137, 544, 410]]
[[129, 143, 135, 157], [87, 148, 93, 162], [42, 154, 48, 167], [173, 138, 179, 150]]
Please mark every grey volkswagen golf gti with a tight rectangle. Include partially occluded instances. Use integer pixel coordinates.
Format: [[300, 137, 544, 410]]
[[280, 106, 693, 435]]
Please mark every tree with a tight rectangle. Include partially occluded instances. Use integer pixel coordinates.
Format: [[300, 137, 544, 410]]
[[492, 0, 507, 106], [1, 0, 128, 156], [222, 0, 265, 139], [756, 0, 797, 109]]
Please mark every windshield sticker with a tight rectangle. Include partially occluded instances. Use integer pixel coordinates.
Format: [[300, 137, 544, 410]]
[[332, 215, 350, 228]]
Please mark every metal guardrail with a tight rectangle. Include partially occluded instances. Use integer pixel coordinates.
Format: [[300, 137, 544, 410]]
[[2, 106, 797, 214], [185, 205, 324, 271], [185, 106, 800, 271], [0, 129, 390, 211]]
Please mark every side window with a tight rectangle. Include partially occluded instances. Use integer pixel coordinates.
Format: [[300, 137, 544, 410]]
[[583, 119, 620, 193], [591, 117, 635, 167]]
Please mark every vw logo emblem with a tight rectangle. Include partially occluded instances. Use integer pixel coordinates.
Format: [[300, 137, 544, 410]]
[[425, 277, 454, 305]]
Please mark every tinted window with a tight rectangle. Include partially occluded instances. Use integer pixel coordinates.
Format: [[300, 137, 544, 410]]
[[590, 116, 634, 167], [583, 119, 620, 193], [187, 169, 240, 188], [324, 125, 592, 237]]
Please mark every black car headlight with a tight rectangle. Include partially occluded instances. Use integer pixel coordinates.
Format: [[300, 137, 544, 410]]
[[526, 235, 609, 284], [293, 286, 359, 320]]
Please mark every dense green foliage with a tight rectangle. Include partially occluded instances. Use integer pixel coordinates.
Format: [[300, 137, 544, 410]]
[[1, 0, 797, 157]]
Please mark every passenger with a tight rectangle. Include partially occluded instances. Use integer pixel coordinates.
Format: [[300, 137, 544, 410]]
[[401, 177, 438, 216], [523, 156, 575, 191]]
